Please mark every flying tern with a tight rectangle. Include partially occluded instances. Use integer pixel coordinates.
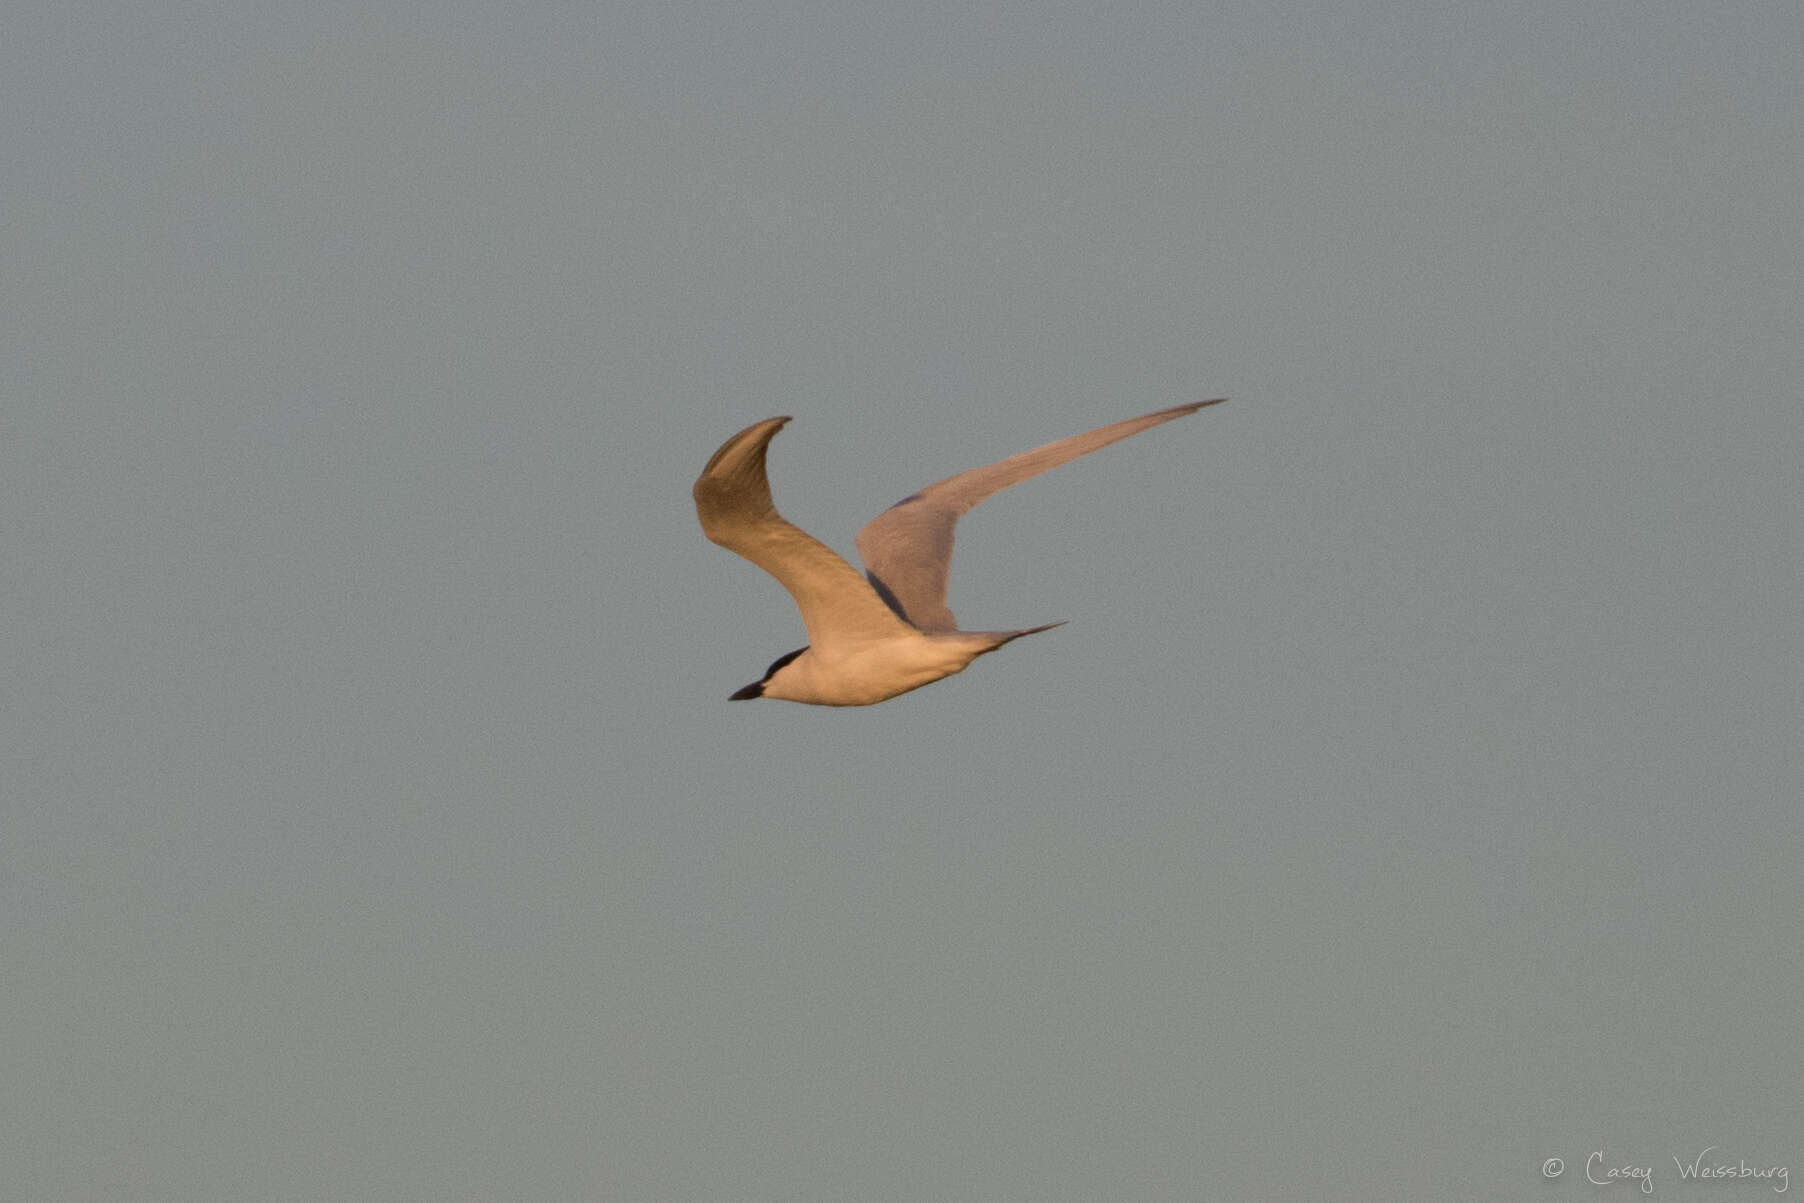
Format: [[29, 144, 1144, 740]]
[[693, 399, 1224, 705]]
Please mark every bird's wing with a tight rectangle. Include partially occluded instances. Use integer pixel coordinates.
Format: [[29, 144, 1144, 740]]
[[854, 400, 1224, 632], [694, 416, 919, 649]]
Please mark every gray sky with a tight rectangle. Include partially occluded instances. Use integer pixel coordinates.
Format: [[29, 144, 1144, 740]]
[[5, 2, 1800, 1199]]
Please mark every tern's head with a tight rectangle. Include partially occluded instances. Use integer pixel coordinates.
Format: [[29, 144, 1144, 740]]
[[730, 646, 807, 701]]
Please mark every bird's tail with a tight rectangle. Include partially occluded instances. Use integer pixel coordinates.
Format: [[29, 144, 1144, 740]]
[[969, 621, 1068, 655]]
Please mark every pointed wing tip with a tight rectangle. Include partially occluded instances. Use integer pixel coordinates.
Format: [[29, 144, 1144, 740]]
[[696, 415, 795, 483], [735, 414, 793, 442], [1140, 398, 1226, 424]]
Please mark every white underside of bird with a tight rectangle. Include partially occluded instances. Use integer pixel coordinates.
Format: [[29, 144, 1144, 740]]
[[692, 399, 1224, 705]]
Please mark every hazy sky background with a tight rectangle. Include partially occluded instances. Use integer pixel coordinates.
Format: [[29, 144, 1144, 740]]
[[5, 2, 1800, 1199]]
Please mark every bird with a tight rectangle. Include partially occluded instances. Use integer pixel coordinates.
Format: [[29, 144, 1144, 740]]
[[692, 399, 1224, 705]]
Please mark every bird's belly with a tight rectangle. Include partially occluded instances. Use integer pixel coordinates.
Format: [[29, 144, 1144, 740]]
[[798, 636, 985, 706]]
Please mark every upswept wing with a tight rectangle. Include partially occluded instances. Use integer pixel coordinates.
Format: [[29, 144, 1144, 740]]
[[693, 416, 916, 649], [854, 400, 1224, 632]]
